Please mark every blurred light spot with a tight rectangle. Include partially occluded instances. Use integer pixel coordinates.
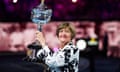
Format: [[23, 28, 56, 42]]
[[76, 39, 86, 50], [13, 0, 18, 3], [72, 0, 77, 3]]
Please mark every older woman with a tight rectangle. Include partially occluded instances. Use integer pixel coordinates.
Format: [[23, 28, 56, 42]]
[[28, 22, 80, 72]]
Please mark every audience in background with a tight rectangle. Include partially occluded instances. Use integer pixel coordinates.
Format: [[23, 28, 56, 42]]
[[81, 21, 97, 38], [23, 22, 36, 50], [9, 23, 24, 52], [0, 21, 120, 58], [103, 22, 120, 57], [0, 25, 10, 51]]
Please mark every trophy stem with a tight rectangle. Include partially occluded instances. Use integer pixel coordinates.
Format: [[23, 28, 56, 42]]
[[41, 0, 45, 5], [37, 24, 42, 31]]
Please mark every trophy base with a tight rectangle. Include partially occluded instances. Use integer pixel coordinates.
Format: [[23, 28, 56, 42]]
[[23, 41, 42, 62], [22, 56, 37, 62]]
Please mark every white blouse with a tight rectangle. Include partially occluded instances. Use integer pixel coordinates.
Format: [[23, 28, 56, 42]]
[[36, 42, 80, 72]]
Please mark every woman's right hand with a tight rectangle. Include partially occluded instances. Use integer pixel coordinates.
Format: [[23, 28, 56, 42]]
[[36, 31, 46, 47]]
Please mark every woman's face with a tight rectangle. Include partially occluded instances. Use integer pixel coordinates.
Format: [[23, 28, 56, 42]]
[[58, 27, 72, 44]]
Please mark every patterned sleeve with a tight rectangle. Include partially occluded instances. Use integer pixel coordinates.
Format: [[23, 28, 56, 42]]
[[37, 44, 80, 68]]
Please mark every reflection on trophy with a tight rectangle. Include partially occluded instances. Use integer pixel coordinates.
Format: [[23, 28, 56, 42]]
[[25, 0, 52, 61]]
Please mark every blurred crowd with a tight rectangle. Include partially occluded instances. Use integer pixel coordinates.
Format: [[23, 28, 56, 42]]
[[0, 21, 120, 58], [0, 22, 37, 52], [74, 21, 120, 58]]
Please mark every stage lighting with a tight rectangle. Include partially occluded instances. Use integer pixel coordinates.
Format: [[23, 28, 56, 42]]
[[13, 0, 18, 3], [72, 0, 77, 3]]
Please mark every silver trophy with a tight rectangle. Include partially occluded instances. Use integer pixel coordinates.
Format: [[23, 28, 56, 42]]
[[26, 0, 52, 60]]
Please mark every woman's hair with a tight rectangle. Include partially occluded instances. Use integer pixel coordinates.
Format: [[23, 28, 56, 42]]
[[56, 22, 76, 40]]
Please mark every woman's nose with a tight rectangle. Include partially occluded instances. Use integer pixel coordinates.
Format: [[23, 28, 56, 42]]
[[61, 31, 66, 35]]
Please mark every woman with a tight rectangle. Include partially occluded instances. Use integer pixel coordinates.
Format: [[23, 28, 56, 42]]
[[28, 22, 80, 72]]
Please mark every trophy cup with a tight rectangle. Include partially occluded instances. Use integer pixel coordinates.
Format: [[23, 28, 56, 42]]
[[24, 0, 52, 61]]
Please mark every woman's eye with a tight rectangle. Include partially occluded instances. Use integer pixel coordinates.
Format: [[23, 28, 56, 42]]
[[59, 30, 63, 33], [65, 30, 70, 33]]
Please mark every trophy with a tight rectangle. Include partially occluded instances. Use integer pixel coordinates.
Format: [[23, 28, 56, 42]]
[[24, 0, 52, 61]]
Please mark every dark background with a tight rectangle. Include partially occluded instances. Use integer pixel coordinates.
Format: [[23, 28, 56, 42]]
[[0, 0, 120, 22]]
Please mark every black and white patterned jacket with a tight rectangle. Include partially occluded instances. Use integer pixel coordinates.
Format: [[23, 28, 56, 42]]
[[36, 42, 80, 72]]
